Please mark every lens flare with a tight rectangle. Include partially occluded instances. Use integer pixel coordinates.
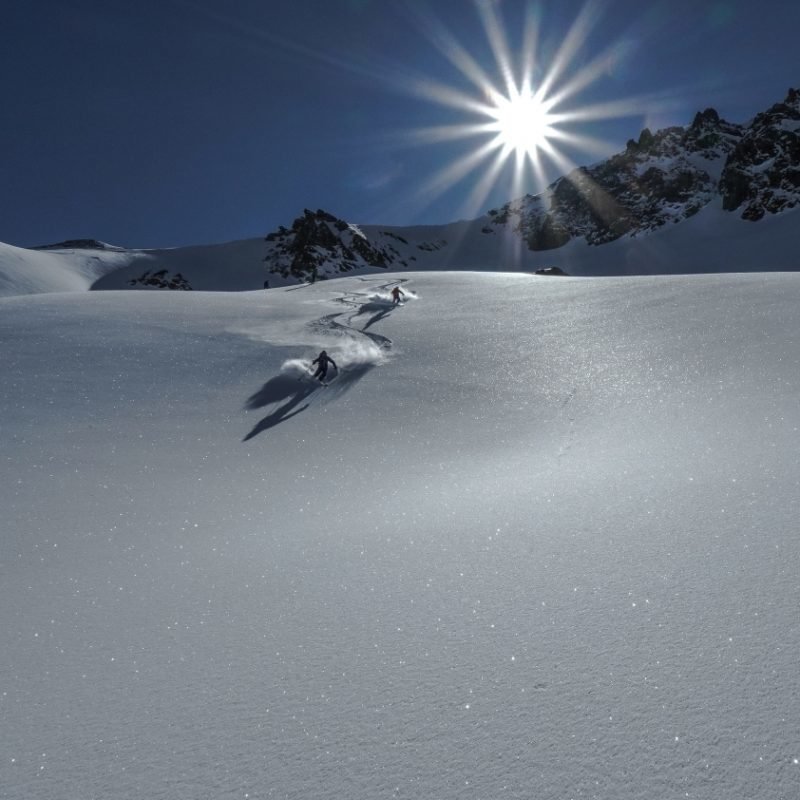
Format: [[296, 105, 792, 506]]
[[179, 0, 674, 228], [488, 89, 556, 158], [394, 0, 664, 220]]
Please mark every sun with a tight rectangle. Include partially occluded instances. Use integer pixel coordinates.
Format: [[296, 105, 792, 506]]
[[394, 0, 653, 220], [487, 89, 556, 158]]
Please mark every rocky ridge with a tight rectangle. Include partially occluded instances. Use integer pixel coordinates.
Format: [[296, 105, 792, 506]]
[[720, 88, 800, 220], [491, 88, 800, 250], [127, 269, 192, 290], [490, 109, 744, 250], [262, 88, 800, 281], [263, 209, 420, 281]]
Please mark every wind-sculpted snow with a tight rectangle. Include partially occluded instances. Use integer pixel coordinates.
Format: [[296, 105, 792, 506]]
[[2, 273, 799, 800]]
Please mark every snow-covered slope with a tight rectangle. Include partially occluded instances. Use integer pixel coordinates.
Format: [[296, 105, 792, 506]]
[[2, 272, 799, 799], [0, 240, 137, 296], [0, 237, 289, 298], [2, 197, 798, 299], [91, 237, 275, 292]]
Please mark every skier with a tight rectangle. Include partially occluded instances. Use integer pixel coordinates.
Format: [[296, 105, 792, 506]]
[[310, 350, 337, 383], [391, 285, 405, 305]]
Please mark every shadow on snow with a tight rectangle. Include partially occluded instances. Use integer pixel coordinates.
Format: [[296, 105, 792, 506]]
[[242, 364, 373, 441], [354, 300, 403, 331]]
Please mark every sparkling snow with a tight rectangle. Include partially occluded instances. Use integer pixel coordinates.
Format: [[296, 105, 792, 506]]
[[2, 271, 799, 799]]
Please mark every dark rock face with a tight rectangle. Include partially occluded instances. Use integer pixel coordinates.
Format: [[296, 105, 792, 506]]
[[491, 109, 744, 250], [128, 270, 192, 290], [263, 209, 404, 282], [720, 88, 800, 220], [263, 210, 452, 282], [488, 88, 800, 249]]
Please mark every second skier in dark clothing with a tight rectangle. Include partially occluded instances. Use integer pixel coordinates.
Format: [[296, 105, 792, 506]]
[[311, 350, 337, 383]]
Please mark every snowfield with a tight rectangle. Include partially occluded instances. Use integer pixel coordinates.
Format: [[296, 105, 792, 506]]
[[2, 271, 799, 799]]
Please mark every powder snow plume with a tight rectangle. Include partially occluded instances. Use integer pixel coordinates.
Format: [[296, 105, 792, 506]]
[[283, 338, 388, 376], [366, 289, 418, 304]]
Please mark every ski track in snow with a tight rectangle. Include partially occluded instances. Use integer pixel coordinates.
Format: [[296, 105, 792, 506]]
[[319, 275, 416, 350], [243, 278, 411, 440]]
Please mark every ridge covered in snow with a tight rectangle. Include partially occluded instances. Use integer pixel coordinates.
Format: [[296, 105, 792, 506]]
[[490, 88, 800, 251]]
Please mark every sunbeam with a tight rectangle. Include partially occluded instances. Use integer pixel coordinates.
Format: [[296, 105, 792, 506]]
[[176, 0, 662, 225], [392, 0, 662, 218]]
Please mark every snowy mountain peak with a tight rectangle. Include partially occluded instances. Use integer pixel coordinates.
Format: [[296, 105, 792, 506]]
[[485, 88, 800, 250], [487, 124, 735, 251], [720, 87, 800, 219], [264, 208, 404, 281], [262, 208, 467, 282], [623, 107, 741, 161]]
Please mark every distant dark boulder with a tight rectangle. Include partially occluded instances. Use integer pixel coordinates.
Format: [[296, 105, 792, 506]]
[[534, 267, 568, 276]]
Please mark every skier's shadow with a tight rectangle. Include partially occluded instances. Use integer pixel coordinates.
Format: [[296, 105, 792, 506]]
[[355, 300, 400, 331], [242, 375, 316, 441], [242, 365, 374, 441]]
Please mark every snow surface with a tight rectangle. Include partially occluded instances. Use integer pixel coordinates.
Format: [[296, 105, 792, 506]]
[[2, 270, 799, 799], [0, 241, 140, 296]]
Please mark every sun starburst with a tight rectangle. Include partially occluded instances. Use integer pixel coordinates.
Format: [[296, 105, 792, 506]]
[[486, 87, 556, 159], [396, 0, 660, 221]]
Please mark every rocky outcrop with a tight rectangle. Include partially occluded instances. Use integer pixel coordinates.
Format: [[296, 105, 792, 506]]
[[262, 209, 457, 282], [264, 209, 405, 282], [486, 88, 800, 249], [127, 269, 192, 290], [720, 88, 800, 220], [490, 108, 744, 250]]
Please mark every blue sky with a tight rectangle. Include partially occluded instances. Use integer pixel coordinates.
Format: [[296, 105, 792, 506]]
[[2, 0, 798, 248]]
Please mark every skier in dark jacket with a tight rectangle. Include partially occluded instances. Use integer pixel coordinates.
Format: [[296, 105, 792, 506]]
[[311, 350, 337, 382], [391, 286, 405, 305]]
